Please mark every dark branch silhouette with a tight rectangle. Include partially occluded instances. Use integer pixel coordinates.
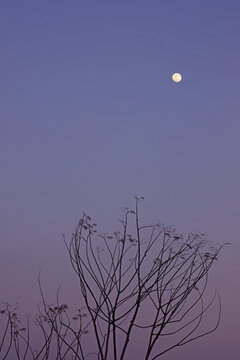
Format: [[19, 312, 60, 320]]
[[0, 197, 227, 359]]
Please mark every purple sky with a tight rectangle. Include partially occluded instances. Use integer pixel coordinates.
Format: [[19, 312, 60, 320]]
[[0, 1, 239, 359]]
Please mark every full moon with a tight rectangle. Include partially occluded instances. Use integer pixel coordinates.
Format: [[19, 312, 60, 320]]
[[172, 73, 182, 83]]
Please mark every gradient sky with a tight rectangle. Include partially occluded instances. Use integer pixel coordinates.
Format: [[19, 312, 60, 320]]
[[0, 1, 239, 359]]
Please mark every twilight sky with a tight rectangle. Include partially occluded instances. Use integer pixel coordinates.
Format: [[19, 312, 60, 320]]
[[0, 1, 239, 359]]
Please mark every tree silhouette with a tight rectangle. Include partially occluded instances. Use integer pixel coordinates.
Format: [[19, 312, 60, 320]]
[[0, 197, 226, 359]]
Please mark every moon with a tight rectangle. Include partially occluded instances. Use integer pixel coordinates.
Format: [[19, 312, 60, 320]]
[[172, 73, 182, 83]]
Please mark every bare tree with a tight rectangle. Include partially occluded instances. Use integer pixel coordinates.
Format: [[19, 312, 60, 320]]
[[64, 196, 226, 359], [0, 283, 91, 359], [0, 197, 227, 359]]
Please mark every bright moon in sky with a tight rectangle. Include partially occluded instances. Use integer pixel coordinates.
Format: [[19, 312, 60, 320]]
[[172, 73, 182, 82]]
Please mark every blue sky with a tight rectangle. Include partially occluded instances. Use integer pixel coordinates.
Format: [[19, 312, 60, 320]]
[[0, 1, 239, 358]]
